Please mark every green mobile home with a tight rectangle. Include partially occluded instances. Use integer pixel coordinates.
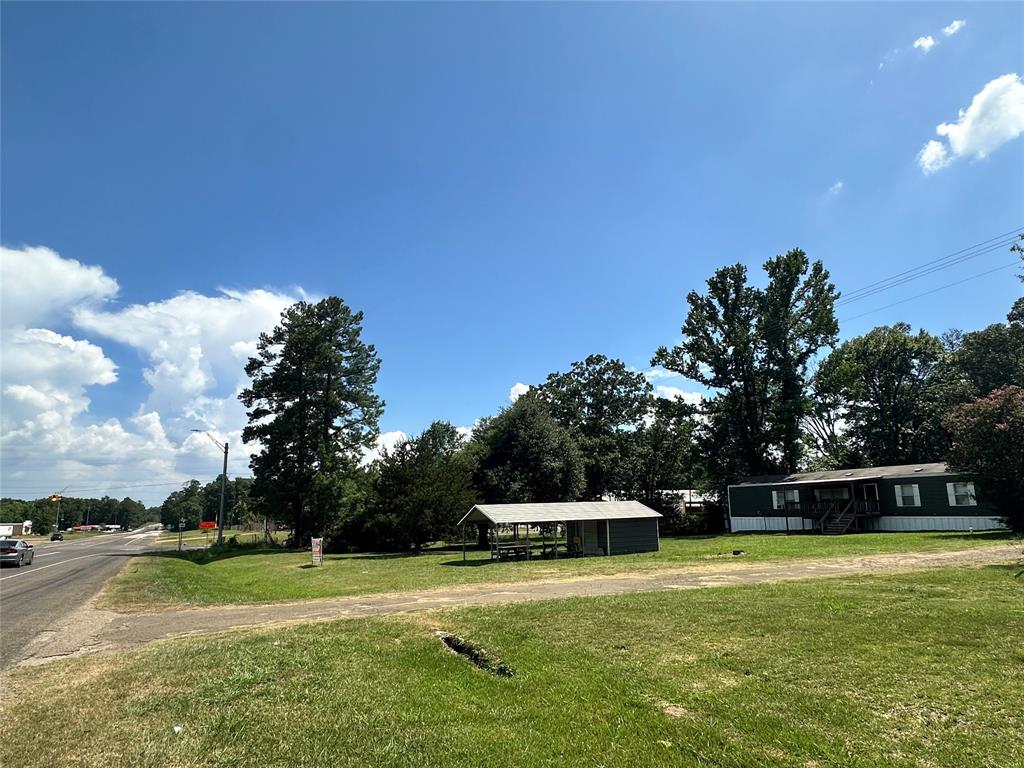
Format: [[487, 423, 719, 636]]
[[728, 463, 1004, 534]]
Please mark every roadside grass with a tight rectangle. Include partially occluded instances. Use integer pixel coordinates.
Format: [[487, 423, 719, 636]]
[[4, 565, 1022, 767], [100, 530, 1015, 612]]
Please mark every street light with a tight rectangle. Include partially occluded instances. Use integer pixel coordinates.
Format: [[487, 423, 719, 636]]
[[191, 429, 229, 547]]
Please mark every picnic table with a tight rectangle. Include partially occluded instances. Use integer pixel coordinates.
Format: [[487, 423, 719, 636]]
[[491, 540, 532, 561]]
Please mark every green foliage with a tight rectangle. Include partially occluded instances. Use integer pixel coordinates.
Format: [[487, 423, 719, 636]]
[[470, 395, 584, 504], [0, 495, 153, 534], [159, 477, 254, 530], [535, 354, 654, 499], [815, 323, 947, 465], [345, 422, 477, 552], [614, 398, 698, 509], [655, 250, 837, 492], [947, 312, 1024, 398], [944, 386, 1024, 533], [240, 297, 383, 545]]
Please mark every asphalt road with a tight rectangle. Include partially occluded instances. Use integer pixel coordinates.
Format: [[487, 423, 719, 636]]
[[0, 530, 160, 670]]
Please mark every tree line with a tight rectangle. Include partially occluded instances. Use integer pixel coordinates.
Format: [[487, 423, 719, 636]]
[[0, 495, 156, 534], [166, 242, 1024, 544]]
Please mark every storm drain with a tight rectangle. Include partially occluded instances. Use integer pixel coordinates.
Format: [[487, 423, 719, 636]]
[[437, 632, 515, 678]]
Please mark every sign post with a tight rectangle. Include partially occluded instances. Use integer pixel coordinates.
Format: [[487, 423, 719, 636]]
[[311, 537, 323, 566], [178, 518, 185, 552]]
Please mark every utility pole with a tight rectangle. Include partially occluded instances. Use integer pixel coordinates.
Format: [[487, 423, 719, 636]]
[[49, 486, 68, 533], [192, 430, 229, 547], [218, 440, 228, 547]]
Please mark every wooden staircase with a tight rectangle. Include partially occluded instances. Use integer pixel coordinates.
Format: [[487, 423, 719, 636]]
[[820, 500, 857, 535]]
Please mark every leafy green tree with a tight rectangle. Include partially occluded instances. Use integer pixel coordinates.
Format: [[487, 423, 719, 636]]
[[802, 368, 857, 470], [535, 354, 653, 499], [614, 399, 697, 507], [240, 297, 383, 546], [815, 323, 945, 465], [471, 395, 584, 505], [944, 386, 1024, 533], [160, 481, 204, 530], [367, 422, 477, 551], [947, 309, 1024, 398], [654, 250, 838, 491]]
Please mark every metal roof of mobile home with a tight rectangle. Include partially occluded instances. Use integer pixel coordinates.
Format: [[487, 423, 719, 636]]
[[458, 501, 661, 526], [732, 462, 951, 487]]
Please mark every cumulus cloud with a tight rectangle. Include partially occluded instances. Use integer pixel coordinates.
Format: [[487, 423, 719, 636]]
[[942, 19, 966, 37], [75, 288, 299, 416], [917, 140, 953, 174], [654, 385, 704, 407], [918, 74, 1024, 173], [638, 367, 677, 381], [1, 245, 118, 329], [0, 245, 306, 504], [913, 36, 936, 53], [828, 180, 844, 195], [361, 430, 408, 465], [509, 382, 530, 402]]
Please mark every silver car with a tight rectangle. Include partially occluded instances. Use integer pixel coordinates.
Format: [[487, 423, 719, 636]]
[[0, 539, 35, 567]]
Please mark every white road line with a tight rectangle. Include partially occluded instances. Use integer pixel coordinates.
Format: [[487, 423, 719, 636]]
[[0, 534, 157, 582], [0, 553, 109, 581]]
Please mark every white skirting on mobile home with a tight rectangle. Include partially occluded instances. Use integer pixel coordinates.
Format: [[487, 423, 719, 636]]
[[729, 515, 1005, 533]]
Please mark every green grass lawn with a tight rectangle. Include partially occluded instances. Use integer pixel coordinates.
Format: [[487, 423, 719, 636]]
[[5, 565, 1022, 767], [100, 530, 1014, 612]]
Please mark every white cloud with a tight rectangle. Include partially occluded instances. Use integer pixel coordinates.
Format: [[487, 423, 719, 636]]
[[917, 139, 953, 174], [361, 430, 408, 465], [1, 245, 119, 329], [942, 19, 966, 37], [509, 382, 530, 402], [936, 73, 1024, 159], [0, 245, 306, 504], [828, 180, 844, 195], [75, 288, 299, 416], [638, 367, 677, 381], [913, 36, 936, 53], [918, 74, 1024, 173], [654, 385, 704, 407]]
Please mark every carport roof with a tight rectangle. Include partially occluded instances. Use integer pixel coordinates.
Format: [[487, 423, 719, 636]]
[[458, 501, 661, 526]]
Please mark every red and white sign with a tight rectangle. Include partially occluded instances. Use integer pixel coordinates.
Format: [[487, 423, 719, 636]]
[[199, 521, 217, 530], [311, 537, 324, 566]]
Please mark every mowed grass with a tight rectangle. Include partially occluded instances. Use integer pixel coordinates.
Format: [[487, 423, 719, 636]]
[[100, 530, 1014, 612], [5, 565, 1022, 768]]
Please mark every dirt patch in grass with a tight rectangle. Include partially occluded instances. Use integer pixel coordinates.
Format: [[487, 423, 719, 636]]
[[437, 632, 514, 677]]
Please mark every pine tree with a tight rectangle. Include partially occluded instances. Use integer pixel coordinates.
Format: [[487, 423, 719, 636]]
[[240, 297, 383, 545]]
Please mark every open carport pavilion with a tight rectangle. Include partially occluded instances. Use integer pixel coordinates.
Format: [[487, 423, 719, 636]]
[[457, 501, 662, 561]]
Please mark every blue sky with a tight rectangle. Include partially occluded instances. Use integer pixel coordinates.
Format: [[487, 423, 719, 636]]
[[2, 3, 1022, 504]]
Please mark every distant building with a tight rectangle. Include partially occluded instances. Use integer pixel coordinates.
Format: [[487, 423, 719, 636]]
[[0, 520, 32, 537], [728, 463, 1005, 534]]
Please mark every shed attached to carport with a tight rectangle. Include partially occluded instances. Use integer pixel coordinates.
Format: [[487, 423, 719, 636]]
[[458, 501, 662, 559]]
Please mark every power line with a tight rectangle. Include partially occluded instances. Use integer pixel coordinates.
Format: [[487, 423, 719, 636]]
[[836, 229, 1023, 307], [840, 261, 1020, 323], [1, 478, 254, 496]]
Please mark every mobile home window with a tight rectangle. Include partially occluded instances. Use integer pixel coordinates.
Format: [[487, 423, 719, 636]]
[[946, 482, 977, 507], [814, 487, 850, 501], [772, 489, 799, 510], [894, 484, 921, 508]]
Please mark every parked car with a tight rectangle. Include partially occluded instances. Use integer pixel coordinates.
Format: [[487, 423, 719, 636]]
[[0, 539, 35, 567], [50, 532, 64, 541]]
